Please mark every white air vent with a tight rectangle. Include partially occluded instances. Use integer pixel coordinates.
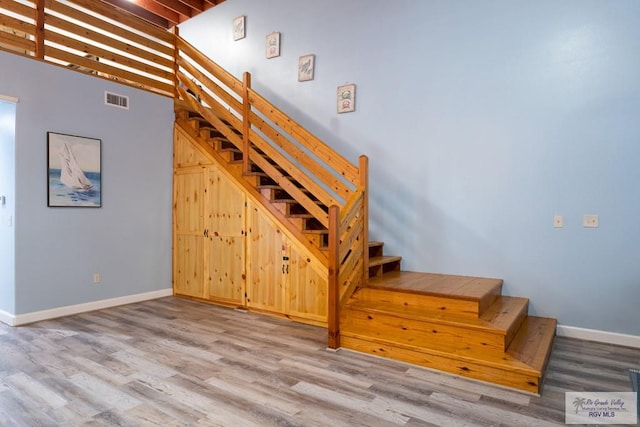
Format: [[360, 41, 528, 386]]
[[105, 91, 129, 109]]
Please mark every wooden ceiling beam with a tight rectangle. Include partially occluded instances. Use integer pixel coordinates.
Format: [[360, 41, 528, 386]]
[[98, 0, 171, 28], [130, 0, 181, 26], [150, 0, 194, 19], [175, 0, 205, 12]]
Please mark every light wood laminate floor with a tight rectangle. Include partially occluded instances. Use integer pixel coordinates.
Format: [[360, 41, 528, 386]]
[[0, 297, 638, 426]]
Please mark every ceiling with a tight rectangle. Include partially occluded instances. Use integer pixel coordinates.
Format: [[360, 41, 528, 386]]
[[98, 0, 226, 29]]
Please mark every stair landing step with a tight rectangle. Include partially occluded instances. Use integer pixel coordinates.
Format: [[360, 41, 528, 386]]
[[368, 271, 503, 301], [341, 315, 556, 394], [346, 295, 529, 333], [342, 295, 529, 354]]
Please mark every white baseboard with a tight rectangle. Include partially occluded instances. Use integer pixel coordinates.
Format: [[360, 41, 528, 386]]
[[0, 309, 15, 326], [557, 325, 640, 349], [0, 288, 173, 326]]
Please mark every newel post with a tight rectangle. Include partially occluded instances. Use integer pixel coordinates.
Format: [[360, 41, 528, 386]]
[[359, 155, 369, 286], [34, 0, 45, 59], [327, 205, 341, 349], [172, 27, 180, 98], [242, 71, 252, 174]]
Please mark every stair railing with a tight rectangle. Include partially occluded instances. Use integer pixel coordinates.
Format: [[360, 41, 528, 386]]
[[175, 34, 368, 348], [0, 0, 175, 97]]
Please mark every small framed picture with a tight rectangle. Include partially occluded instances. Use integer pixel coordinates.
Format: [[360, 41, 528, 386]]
[[266, 32, 280, 58], [337, 83, 356, 113], [298, 54, 315, 82], [233, 15, 245, 41], [47, 132, 101, 207]]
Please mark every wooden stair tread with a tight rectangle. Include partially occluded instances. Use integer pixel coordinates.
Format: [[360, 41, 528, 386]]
[[506, 316, 557, 371], [369, 255, 402, 267], [345, 295, 528, 333], [367, 271, 502, 302]]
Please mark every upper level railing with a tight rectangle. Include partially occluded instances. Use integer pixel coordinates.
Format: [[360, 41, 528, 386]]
[[0, 0, 174, 97], [1, 0, 368, 347]]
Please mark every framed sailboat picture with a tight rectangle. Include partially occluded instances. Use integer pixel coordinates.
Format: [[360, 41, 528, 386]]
[[47, 132, 101, 207]]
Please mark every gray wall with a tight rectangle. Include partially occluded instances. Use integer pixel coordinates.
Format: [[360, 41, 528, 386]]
[[0, 99, 16, 314], [0, 51, 174, 314], [179, 0, 640, 335]]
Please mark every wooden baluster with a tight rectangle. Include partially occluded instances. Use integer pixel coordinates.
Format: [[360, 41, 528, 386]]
[[242, 72, 251, 175], [359, 155, 369, 286], [172, 27, 180, 98], [35, 0, 45, 59], [327, 205, 340, 349]]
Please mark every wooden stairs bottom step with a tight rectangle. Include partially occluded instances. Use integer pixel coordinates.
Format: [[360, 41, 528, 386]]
[[341, 316, 556, 394], [342, 295, 529, 354], [340, 271, 557, 394]]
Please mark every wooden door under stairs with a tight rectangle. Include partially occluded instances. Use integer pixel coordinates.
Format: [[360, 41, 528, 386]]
[[173, 105, 556, 395]]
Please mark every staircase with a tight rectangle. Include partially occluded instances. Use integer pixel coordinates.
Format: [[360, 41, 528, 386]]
[[175, 105, 556, 394], [341, 242, 557, 394], [172, 36, 556, 395]]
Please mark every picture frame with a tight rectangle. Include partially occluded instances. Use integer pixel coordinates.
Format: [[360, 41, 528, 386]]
[[337, 83, 356, 113], [266, 32, 280, 58], [47, 132, 101, 207], [233, 15, 245, 41], [298, 54, 315, 82]]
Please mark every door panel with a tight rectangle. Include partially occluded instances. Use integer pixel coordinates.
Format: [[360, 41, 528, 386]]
[[246, 202, 285, 312]]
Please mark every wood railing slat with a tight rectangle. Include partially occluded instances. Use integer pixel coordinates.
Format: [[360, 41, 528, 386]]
[[45, 14, 173, 72], [177, 57, 242, 113], [177, 37, 243, 96], [45, 0, 174, 58], [176, 82, 244, 148], [339, 220, 363, 262], [46, 31, 174, 81], [249, 110, 353, 202], [248, 89, 360, 186], [45, 45, 174, 95], [0, 14, 36, 34], [0, 33, 35, 54], [62, 0, 174, 44], [338, 256, 363, 304], [0, 0, 35, 20]]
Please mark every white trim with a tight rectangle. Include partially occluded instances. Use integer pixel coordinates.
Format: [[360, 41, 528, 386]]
[[0, 288, 173, 326], [0, 309, 16, 326], [0, 94, 19, 103], [557, 325, 640, 349]]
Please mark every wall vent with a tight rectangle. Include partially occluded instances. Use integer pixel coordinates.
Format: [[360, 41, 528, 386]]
[[105, 91, 129, 109]]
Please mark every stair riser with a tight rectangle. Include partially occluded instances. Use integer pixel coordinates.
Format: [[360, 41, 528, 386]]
[[341, 335, 541, 394], [369, 262, 401, 279], [353, 288, 483, 318], [341, 309, 508, 354]]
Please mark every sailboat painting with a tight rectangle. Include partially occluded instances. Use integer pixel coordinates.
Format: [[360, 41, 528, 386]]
[[47, 132, 101, 207]]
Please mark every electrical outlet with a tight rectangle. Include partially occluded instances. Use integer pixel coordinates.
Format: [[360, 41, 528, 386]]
[[553, 215, 563, 228], [93, 273, 101, 284], [583, 214, 599, 228]]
